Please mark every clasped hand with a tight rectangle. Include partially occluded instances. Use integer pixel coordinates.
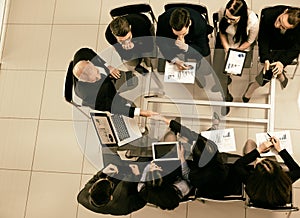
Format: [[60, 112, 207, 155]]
[[263, 60, 284, 77]]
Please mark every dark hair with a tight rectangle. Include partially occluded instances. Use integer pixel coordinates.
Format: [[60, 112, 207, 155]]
[[89, 179, 113, 206], [219, 0, 249, 44], [246, 159, 292, 208], [169, 8, 190, 31], [145, 170, 163, 187], [286, 7, 300, 27], [110, 16, 131, 37]]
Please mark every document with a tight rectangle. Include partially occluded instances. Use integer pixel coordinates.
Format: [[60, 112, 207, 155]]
[[201, 128, 236, 152], [256, 130, 293, 156], [164, 61, 196, 83]]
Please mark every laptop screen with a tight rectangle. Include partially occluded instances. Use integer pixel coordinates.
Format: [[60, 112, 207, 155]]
[[224, 48, 247, 76], [152, 141, 179, 161]]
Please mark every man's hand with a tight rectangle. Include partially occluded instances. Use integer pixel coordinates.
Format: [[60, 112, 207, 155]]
[[270, 61, 284, 77], [103, 164, 119, 175], [140, 110, 158, 117], [129, 164, 140, 176], [107, 66, 121, 79], [270, 136, 282, 153], [175, 39, 188, 52], [149, 114, 170, 125], [174, 59, 190, 71], [122, 41, 134, 50]]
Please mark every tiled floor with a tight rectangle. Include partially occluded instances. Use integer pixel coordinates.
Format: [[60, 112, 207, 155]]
[[0, 0, 299, 218]]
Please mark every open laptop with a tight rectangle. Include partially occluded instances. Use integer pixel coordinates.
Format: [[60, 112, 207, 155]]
[[90, 111, 142, 146], [224, 48, 247, 76], [152, 141, 180, 161]]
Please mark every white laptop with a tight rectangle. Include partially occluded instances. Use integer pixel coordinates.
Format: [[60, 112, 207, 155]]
[[224, 48, 247, 76], [152, 141, 180, 161], [90, 111, 142, 146]]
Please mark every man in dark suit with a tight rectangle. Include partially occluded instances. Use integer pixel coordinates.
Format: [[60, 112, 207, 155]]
[[243, 6, 300, 102], [77, 163, 146, 215], [105, 14, 155, 74], [68, 47, 156, 118], [156, 7, 210, 69]]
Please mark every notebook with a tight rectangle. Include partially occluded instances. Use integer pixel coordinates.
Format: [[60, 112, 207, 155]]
[[90, 111, 142, 146], [152, 141, 180, 161], [224, 48, 247, 76]]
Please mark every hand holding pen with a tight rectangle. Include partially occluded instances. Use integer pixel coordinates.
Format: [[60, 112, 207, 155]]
[[267, 133, 282, 152]]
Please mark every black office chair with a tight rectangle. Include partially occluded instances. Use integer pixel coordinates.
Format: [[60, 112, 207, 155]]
[[64, 61, 90, 118], [164, 3, 213, 35], [109, 4, 157, 35], [246, 189, 299, 213]]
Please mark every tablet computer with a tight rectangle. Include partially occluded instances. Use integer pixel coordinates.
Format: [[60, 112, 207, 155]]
[[152, 141, 180, 161], [224, 48, 247, 76]]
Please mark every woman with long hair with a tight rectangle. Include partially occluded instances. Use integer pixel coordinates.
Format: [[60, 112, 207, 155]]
[[234, 137, 300, 208], [212, 0, 259, 114]]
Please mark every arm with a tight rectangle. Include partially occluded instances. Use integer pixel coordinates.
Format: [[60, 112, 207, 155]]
[[233, 149, 260, 182]]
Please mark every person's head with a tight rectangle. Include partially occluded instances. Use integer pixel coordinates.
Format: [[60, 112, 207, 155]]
[[88, 178, 114, 207], [246, 158, 292, 208], [109, 16, 132, 45], [169, 8, 192, 38], [220, 0, 249, 43], [274, 7, 300, 32], [72, 48, 101, 83], [73, 60, 100, 83]]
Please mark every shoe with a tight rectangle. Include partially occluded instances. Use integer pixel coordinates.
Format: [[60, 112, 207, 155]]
[[242, 82, 253, 103], [135, 64, 149, 74], [221, 106, 230, 116], [280, 71, 288, 89], [225, 92, 233, 102], [227, 76, 232, 85]]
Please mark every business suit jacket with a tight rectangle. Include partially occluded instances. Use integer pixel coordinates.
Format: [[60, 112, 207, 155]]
[[77, 170, 146, 215], [156, 7, 210, 61], [169, 120, 242, 199], [71, 48, 136, 117], [258, 5, 300, 66], [105, 13, 155, 61]]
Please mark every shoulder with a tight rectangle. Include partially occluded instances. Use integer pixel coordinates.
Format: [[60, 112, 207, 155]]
[[247, 10, 259, 25]]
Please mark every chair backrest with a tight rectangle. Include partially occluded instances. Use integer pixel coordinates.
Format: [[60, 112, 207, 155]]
[[110, 4, 157, 24], [164, 3, 213, 35], [63, 61, 90, 118], [246, 187, 299, 212]]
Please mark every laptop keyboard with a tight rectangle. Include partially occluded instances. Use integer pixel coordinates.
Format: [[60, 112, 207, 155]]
[[111, 114, 130, 141]]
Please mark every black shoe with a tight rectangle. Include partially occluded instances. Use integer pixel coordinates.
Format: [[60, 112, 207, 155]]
[[280, 72, 288, 89], [135, 64, 149, 74], [225, 92, 233, 102], [242, 82, 253, 103], [227, 76, 232, 85], [221, 106, 230, 116]]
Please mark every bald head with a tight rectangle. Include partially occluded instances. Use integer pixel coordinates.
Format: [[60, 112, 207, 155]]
[[73, 60, 101, 83]]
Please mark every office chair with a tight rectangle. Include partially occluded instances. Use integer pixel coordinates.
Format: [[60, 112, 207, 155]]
[[164, 3, 213, 35], [64, 61, 90, 118], [246, 189, 299, 214], [109, 4, 158, 72]]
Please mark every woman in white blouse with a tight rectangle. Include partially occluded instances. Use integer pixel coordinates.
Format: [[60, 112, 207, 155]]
[[212, 0, 259, 114]]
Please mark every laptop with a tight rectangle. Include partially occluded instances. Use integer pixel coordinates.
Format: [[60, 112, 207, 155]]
[[224, 48, 247, 76], [152, 141, 180, 161], [90, 111, 142, 146]]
